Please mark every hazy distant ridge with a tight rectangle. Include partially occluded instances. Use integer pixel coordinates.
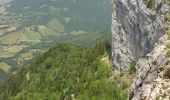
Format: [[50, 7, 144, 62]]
[[0, 0, 12, 5]]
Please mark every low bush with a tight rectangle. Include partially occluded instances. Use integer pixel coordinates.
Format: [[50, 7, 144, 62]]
[[166, 50, 170, 57], [163, 68, 170, 79], [129, 62, 136, 75], [147, 0, 155, 10], [165, 12, 170, 22]]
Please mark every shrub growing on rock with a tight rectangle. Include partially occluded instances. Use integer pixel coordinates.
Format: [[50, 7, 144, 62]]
[[129, 62, 136, 75], [163, 68, 170, 79], [147, 0, 155, 10], [166, 50, 170, 57], [165, 12, 170, 22]]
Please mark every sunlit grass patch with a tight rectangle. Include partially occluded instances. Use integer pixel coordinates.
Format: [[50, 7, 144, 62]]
[[24, 30, 42, 41], [0, 31, 22, 45], [47, 18, 65, 33], [0, 46, 21, 58], [38, 25, 57, 37], [19, 30, 42, 43], [0, 62, 11, 73]]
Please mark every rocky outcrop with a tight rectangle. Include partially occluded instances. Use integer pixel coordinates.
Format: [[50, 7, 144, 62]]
[[111, 0, 170, 99], [129, 35, 170, 100], [138, 78, 170, 100], [111, 0, 169, 70]]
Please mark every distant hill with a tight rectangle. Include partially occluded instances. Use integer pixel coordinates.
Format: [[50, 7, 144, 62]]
[[0, 0, 11, 5]]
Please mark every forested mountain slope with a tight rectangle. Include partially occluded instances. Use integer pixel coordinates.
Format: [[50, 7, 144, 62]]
[[0, 42, 130, 100]]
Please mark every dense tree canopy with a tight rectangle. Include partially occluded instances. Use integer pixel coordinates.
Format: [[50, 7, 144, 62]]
[[0, 42, 127, 100]]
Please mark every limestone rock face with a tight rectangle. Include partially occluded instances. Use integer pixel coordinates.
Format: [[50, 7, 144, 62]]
[[129, 35, 170, 100], [131, 77, 170, 100], [111, 0, 168, 70]]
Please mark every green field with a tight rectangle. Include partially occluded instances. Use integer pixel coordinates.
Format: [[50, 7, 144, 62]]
[[20, 30, 42, 43], [47, 18, 65, 33], [0, 50, 16, 58], [0, 31, 22, 45], [38, 26, 57, 37], [0, 62, 11, 73], [0, 45, 21, 58]]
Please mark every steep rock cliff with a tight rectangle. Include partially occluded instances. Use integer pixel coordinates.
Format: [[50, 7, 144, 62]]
[[129, 35, 170, 100], [111, 0, 169, 70]]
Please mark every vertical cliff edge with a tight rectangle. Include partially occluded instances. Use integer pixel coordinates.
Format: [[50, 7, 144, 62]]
[[129, 35, 170, 99], [111, 0, 169, 70], [112, 0, 170, 99]]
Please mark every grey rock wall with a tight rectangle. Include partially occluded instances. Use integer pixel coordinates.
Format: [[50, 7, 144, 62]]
[[111, 0, 168, 70], [129, 35, 170, 100]]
